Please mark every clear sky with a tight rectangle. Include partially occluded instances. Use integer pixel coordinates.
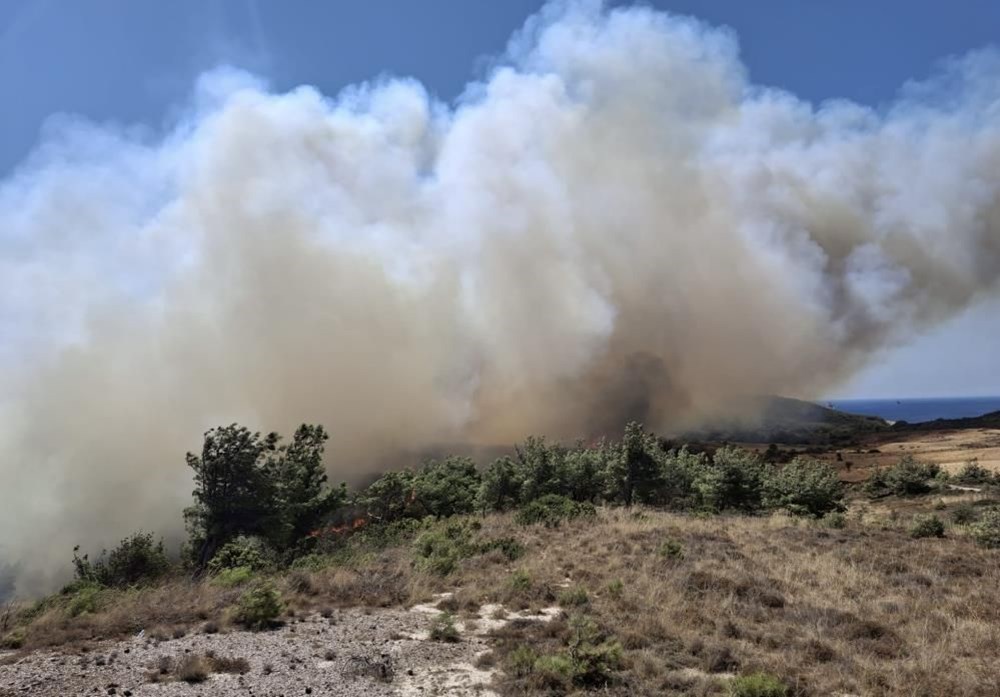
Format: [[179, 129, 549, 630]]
[[1, 0, 999, 399]]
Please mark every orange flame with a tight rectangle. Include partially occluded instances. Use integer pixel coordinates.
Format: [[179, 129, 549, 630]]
[[308, 517, 366, 539]]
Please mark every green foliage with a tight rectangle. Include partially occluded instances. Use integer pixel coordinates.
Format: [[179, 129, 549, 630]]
[[479, 536, 525, 561], [507, 645, 539, 677], [413, 520, 479, 575], [516, 494, 596, 527], [822, 511, 847, 529], [184, 423, 343, 569], [211, 566, 254, 587], [429, 611, 460, 642], [563, 443, 612, 503], [866, 457, 941, 498], [659, 538, 684, 559], [207, 535, 276, 573], [234, 582, 283, 629], [72, 532, 169, 589], [606, 579, 624, 599], [955, 461, 996, 485], [909, 514, 946, 538], [558, 586, 590, 607], [564, 615, 624, 687], [516, 436, 572, 503], [969, 508, 1000, 548], [608, 422, 664, 506], [66, 582, 103, 617], [694, 446, 765, 513], [477, 456, 523, 512], [950, 503, 978, 525], [413, 457, 481, 518], [361, 470, 418, 523], [265, 424, 346, 550], [763, 457, 845, 518], [509, 569, 532, 592], [729, 672, 788, 697]]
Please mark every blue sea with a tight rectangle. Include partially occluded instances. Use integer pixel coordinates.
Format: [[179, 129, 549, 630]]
[[825, 396, 1000, 423]]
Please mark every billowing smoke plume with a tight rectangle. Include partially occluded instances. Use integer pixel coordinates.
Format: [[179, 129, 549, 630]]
[[3, 0, 1000, 593]]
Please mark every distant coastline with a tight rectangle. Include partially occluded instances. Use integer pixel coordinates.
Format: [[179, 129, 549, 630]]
[[825, 396, 1000, 423]]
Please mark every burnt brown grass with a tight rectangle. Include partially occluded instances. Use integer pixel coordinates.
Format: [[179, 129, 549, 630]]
[[6, 503, 1000, 696]]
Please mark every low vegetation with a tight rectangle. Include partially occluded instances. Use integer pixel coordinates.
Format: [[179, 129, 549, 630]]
[[3, 420, 1000, 696]]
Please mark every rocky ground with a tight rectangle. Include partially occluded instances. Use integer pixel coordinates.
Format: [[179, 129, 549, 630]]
[[0, 597, 556, 697]]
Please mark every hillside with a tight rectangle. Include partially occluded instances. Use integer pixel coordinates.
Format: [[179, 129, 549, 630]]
[[3, 497, 1000, 696], [682, 395, 890, 445]]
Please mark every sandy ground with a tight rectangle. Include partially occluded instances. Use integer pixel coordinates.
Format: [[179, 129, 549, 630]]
[[0, 596, 558, 697]]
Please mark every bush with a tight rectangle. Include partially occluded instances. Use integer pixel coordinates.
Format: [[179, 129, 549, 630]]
[[478, 456, 523, 512], [211, 566, 254, 587], [565, 615, 623, 687], [909, 514, 946, 538], [207, 535, 276, 573], [659, 539, 685, 559], [66, 582, 103, 617], [868, 457, 940, 497], [955, 461, 995, 485], [429, 612, 460, 642], [970, 508, 1000, 548], [176, 655, 210, 683], [694, 447, 765, 513], [729, 672, 788, 697], [413, 521, 478, 576], [413, 457, 481, 518], [822, 511, 847, 529], [763, 457, 844, 517], [950, 503, 978, 525], [72, 532, 170, 589], [558, 586, 589, 607], [516, 495, 596, 527], [233, 582, 283, 629], [479, 536, 525, 561], [0, 627, 25, 649]]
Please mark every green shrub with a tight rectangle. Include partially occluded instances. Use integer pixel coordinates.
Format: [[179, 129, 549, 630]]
[[509, 569, 532, 592], [477, 456, 523, 512], [909, 514, 946, 539], [71, 532, 170, 589], [869, 457, 941, 497], [507, 645, 539, 678], [290, 553, 333, 571], [763, 457, 844, 517], [429, 612, 460, 642], [516, 495, 596, 527], [822, 511, 847, 529], [955, 461, 995, 485], [694, 447, 765, 513], [413, 521, 478, 576], [659, 538, 685, 559], [606, 579, 624, 599], [233, 582, 283, 629], [970, 508, 1000, 548], [950, 503, 978, 525], [729, 672, 788, 697], [211, 566, 254, 587], [66, 582, 103, 617], [413, 457, 481, 518], [532, 653, 574, 688], [558, 586, 589, 607], [565, 615, 623, 687], [207, 535, 276, 573], [479, 536, 525, 561]]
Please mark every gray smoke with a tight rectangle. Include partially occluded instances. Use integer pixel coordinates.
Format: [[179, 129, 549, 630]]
[[2, 0, 1000, 594]]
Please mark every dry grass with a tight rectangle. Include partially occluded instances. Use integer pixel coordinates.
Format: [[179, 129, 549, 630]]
[[6, 501, 1000, 696]]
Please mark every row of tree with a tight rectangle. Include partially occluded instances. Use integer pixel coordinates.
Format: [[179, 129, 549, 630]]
[[181, 421, 845, 572]]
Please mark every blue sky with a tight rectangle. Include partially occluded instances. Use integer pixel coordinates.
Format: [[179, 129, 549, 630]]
[[1, 0, 999, 398]]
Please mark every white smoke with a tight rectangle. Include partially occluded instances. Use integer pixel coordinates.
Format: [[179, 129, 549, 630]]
[[2, 0, 1000, 593]]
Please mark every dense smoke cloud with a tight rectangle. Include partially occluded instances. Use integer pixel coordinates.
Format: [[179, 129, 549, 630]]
[[3, 0, 1000, 593]]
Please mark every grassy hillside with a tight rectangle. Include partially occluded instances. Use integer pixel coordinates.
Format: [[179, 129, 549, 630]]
[[4, 489, 1000, 696]]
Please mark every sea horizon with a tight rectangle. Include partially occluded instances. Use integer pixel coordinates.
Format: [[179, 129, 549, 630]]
[[824, 395, 1000, 423]]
